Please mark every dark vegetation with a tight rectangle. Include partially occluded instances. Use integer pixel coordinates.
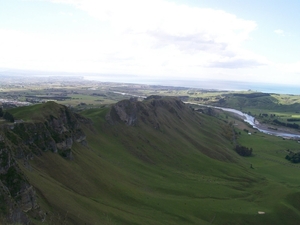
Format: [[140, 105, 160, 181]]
[[235, 145, 253, 157], [233, 93, 270, 98], [0, 108, 15, 122], [285, 150, 300, 163], [273, 119, 299, 129], [287, 118, 300, 122], [3, 111, 15, 123]]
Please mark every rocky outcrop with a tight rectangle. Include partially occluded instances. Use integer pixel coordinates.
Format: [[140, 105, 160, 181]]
[[0, 142, 42, 224], [106, 96, 187, 128], [0, 102, 92, 224], [6, 103, 90, 157], [107, 97, 138, 126]]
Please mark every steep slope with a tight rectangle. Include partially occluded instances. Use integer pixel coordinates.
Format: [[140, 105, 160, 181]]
[[0, 102, 90, 224], [105, 96, 236, 162], [0, 97, 299, 224]]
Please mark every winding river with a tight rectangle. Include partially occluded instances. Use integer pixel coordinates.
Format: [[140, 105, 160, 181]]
[[188, 102, 300, 139]]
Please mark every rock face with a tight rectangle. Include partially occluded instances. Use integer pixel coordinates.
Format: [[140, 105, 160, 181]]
[[0, 142, 40, 224], [107, 97, 139, 126], [0, 102, 91, 224], [7, 103, 89, 157], [106, 96, 186, 128]]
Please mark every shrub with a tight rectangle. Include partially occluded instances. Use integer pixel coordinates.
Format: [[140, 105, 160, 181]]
[[235, 145, 252, 157], [3, 112, 14, 123]]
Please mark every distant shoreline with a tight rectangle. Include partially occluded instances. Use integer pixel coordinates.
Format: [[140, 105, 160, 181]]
[[84, 76, 300, 95]]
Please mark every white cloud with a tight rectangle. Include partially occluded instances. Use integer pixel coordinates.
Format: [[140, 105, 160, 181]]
[[278, 61, 300, 74], [43, 0, 263, 70], [274, 29, 285, 36], [59, 11, 73, 16], [1, 0, 277, 82]]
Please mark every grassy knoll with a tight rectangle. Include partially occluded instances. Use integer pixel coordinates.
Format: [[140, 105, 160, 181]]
[[8, 101, 69, 121]]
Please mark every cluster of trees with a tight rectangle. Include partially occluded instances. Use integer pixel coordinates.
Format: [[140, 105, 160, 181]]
[[0, 108, 15, 123], [273, 119, 299, 129], [233, 93, 270, 98], [235, 145, 253, 157], [287, 118, 300, 122], [258, 113, 276, 118], [285, 150, 300, 163]]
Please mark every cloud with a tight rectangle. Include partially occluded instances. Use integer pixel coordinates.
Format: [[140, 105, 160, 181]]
[[148, 31, 229, 54], [274, 29, 285, 36], [207, 58, 265, 69], [44, 0, 260, 67], [1, 0, 270, 78], [278, 61, 300, 74], [59, 11, 73, 16]]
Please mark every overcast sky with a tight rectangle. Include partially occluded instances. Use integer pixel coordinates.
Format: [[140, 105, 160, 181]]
[[1, 0, 300, 85]]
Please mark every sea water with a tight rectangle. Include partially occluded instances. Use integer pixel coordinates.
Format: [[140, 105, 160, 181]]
[[84, 76, 300, 95]]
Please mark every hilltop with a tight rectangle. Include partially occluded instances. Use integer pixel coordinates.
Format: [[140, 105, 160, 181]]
[[1, 97, 300, 224]]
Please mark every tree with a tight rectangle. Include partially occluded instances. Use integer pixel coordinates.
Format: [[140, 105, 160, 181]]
[[3, 111, 14, 123], [0, 107, 3, 117], [235, 145, 253, 157]]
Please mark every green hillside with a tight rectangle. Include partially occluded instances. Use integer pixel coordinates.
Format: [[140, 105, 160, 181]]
[[214, 92, 300, 112], [1, 97, 300, 224]]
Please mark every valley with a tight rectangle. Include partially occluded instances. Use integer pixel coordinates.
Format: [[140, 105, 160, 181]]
[[1, 76, 300, 224]]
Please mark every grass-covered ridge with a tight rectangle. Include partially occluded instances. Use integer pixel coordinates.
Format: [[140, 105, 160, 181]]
[[8, 101, 69, 122], [2, 97, 300, 224]]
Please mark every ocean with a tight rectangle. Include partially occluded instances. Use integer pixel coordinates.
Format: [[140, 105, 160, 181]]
[[84, 76, 300, 95]]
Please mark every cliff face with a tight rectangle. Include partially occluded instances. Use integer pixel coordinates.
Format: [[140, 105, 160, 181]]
[[0, 102, 91, 224], [107, 97, 139, 126], [106, 96, 186, 128], [0, 140, 41, 224], [8, 103, 88, 157]]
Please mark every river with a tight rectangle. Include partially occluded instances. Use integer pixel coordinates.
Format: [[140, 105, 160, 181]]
[[187, 102, 300, 139]]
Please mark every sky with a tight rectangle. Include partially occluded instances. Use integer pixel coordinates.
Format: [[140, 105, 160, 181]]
[[0, 0, 300, 86]]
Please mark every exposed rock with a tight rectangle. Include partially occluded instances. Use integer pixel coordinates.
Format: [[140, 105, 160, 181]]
[[106, 95, 187, 128], [56, 137, 73, 151], [21, 186, 38, 212], [107, 97, 138, 126], [0, 102, 92, 224], [6, 103, 89, 157], [0, 143, 38, 224]]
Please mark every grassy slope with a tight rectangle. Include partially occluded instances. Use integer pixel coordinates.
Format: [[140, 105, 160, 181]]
[[210, 92, 300, 111], [9, 101, 66, 121], [11, 100, 300, 224], [209, 93, 300, 130], [234, 131, 300, 225]]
